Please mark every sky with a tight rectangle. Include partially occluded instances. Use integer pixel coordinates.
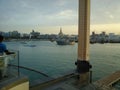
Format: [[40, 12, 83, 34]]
[[0, 0, 120, 34]]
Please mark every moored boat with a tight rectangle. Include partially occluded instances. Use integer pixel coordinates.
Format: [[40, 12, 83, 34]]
[[56, 39, 75, 45]]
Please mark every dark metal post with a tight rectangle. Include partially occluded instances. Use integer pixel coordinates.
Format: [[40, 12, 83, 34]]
[[90, 70, 92, 83], [17, 50, 20, 76], [0, 70, 2, 80]]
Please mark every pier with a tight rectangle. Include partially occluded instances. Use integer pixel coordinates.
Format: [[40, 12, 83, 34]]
[[92, 70, 120, 90], [95, 71, 120, 86], [80, 71, 120, 90], [30, 71, 120, 90]]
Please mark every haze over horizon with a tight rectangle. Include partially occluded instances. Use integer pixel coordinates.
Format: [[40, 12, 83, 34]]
[[0, 0, 120, 34]]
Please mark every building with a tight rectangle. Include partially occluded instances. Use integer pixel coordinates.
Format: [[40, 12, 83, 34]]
[[108, 33, 120, 43], [30, 30, 40, 39], [90, 31, 109, 43], [9, 31, 20, 39]]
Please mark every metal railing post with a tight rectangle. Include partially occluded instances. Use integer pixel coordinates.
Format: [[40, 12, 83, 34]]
[[17, 50, 20, 76]]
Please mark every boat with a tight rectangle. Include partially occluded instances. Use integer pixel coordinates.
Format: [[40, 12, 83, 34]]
[[69, 40, 75, 45], [56, 39, 69, 45], [56, 39, 75, 45]]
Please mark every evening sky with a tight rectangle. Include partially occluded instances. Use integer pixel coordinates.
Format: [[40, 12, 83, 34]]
[[0, 0, 120, 34]]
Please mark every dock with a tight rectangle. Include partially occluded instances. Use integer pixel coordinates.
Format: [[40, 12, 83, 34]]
[[93, 70, 120, 89], [30, 71, 120, 90], [95, 71, 120, 86]]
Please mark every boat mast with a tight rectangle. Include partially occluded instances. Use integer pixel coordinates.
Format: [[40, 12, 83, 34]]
[[76, 0, 91, 84]]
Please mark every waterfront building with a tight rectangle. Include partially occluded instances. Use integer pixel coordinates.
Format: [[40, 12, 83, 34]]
[[108, 33, 120, 43], [0, 32, 10, 38], [90, 31, 109, 43], [30, 30, 40, 39], [98, 31, 107, 43], [0, 31, 3, 35], [90, 31, 97, 43], [21, 33, 30, 39], [9, 31, 20, 39]]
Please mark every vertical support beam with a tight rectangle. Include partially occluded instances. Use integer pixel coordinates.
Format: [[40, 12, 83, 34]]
[[76, 0, 92, 85], [78, 0, 90, 61]]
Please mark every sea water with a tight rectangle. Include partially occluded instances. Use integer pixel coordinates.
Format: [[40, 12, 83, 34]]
[[4, 41, 120, 86]]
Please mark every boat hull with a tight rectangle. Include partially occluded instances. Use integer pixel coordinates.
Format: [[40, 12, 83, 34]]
[[56, 40, 75, 45]]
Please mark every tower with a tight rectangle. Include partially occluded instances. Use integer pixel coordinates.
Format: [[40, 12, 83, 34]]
[[58, 27, 63, 36]]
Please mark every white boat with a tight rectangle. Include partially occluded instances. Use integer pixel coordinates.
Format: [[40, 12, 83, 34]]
[[56, 39, 75, 45]]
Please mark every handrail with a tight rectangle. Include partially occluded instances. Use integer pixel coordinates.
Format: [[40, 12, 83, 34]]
[[0, 54, 16, 60], [8, 64, 49, 77]]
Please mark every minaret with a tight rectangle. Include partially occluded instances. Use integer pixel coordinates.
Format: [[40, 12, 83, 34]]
[[58, 27, 63, 36]]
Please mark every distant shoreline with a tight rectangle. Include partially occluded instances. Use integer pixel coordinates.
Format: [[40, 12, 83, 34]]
[[4, 39, 120, 44]]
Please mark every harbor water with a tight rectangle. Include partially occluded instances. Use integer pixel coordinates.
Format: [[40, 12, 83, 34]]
[[4, 41, 120, 86]]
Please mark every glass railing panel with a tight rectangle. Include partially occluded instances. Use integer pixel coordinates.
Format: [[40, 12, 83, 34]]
[[20, 68, 51, 85], [0, 50, 19, 81], [8, 50, 20, 76]]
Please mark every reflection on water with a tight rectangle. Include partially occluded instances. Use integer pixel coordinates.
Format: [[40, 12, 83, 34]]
[[4, 41, 120, 83]]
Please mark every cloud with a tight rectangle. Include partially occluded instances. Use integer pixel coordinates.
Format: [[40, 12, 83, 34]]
[[91, 0, 120, 24], [104, 11, 114, 19], [109, 15, 114, 19], [43, 9, 77, 26], [56, 0, 67, 6], [58, 10, 75, 17]]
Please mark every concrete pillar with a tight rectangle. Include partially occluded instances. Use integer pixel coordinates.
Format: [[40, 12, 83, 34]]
[[76, 0, 92, 86]]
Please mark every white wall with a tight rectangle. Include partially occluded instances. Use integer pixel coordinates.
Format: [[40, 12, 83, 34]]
[[9, 82, 29, 90]]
